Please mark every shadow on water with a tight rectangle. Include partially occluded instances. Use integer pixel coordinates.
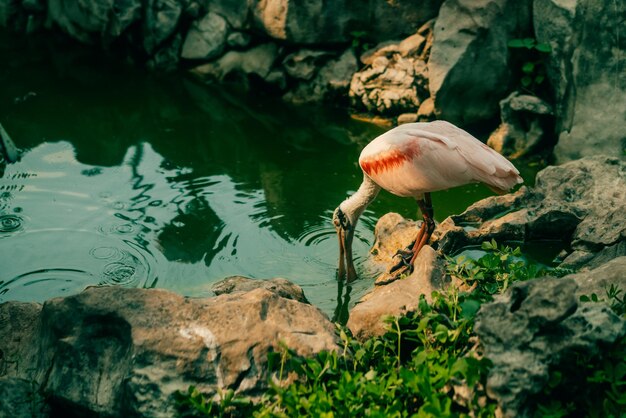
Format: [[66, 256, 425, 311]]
[[0, 32, 543, 316]]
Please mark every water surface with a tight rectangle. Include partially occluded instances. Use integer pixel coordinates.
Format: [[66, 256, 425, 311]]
[[0, 33, 539, 318]]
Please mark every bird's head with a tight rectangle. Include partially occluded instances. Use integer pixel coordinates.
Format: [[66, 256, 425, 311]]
[[333, 204, 358, 281]]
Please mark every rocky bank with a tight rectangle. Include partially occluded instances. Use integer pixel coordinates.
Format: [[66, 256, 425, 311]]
[[0, 281, 338, 417]]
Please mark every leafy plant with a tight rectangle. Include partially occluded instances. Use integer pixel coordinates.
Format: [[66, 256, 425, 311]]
[[175, 386, 254, 418], [507, 37, 552, 96], [580, 283, 626, 317], [446, 239, 545, 301], [349, 30, 372, 56]]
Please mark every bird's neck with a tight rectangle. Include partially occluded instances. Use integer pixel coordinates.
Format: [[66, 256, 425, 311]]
[[340, 175, 381, 221]]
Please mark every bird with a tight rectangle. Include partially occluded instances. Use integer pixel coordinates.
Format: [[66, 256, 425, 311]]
[[332, 120, 523, 281]]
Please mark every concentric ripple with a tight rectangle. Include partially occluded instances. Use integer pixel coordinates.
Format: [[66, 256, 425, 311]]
[[0, 214, 23, 235], [0, 230, 162, 302], [296, 223, 336, 247]]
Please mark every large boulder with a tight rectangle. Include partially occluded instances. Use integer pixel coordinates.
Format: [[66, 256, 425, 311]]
[[433, 156, 626, 270], [428, 0, 532, 125], [0, 286, 338, 417], [475, 275, 626, 417], [534, 0, 626, 162]]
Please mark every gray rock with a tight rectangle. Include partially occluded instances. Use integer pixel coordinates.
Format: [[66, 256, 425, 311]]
[[0, 301, 41, 381], [211, 276, 308, 303], [205, 0, 249, 28], [143, 0, 184, 54], [475, 276, 626, 417], [367, 0, 442, 43], [47, 0, 142, 44], [282, 49, 333, 80], [283, 48, 357, 104], [226, 31, 251, 48], [433, 156, 626, 270], [265, 69, 287, 90], [147, 32, 183, 71], [428, 0, 532, 125], [191, 43, 278, 81], [0, 377, 48, 418], [534, 0, 626, 162], [0, 286, 338, 417], [487, 91, 555, 158], [181, 11, 228, 60], [347, 245, 449, 340], [569, 256, 626, 300]]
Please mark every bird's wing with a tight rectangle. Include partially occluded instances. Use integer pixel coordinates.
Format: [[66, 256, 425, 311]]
[[399, 121, 523, 191]]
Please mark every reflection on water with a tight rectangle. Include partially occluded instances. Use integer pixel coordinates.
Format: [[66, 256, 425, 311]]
[[0, 33, 539, 317]]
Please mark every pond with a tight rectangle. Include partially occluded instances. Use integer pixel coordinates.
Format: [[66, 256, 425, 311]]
[[0, 33, 540, 319]]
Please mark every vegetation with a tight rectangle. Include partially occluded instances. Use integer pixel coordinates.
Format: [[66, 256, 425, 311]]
[[507, 38, 552, 98], [176, 242, 626, 418]]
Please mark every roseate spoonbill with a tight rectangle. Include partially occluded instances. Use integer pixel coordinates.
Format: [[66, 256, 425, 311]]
[[332, 120, 522, 281]]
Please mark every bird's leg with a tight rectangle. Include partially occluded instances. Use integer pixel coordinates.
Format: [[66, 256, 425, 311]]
[[389, 193, 435, 276], [389, 222, 425, 273], [409, 193, 435, 265]]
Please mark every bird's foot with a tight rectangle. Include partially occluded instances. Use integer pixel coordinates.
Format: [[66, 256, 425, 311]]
[[375, 247, 416, 286], [389, 249, 415, 275]]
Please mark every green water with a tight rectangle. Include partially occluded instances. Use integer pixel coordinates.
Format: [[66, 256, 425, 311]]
[[0, 33, 541, 318]]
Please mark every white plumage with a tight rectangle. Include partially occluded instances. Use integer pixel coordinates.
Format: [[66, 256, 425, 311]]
[[358, 121, 522, 197], [333, 120, 523, 281]]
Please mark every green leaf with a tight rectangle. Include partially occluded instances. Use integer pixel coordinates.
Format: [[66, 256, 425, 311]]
[[507, 39, 525, 48], [535, 42, 552, 53], [522, 62, 535, 73], [460, 299, 481, 319], [521, 76, 532, 87]]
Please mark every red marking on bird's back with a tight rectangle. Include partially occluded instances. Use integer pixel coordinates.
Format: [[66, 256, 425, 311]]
[[360, 143, 420, 176]]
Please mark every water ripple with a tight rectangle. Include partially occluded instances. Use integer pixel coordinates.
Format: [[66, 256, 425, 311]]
[[296, 223, 336, 247], [0, 214, 23, 235], [0, 230, 162, 302]]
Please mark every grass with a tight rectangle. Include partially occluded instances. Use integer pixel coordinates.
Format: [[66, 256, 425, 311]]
[[175, 242, 626, 417]]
